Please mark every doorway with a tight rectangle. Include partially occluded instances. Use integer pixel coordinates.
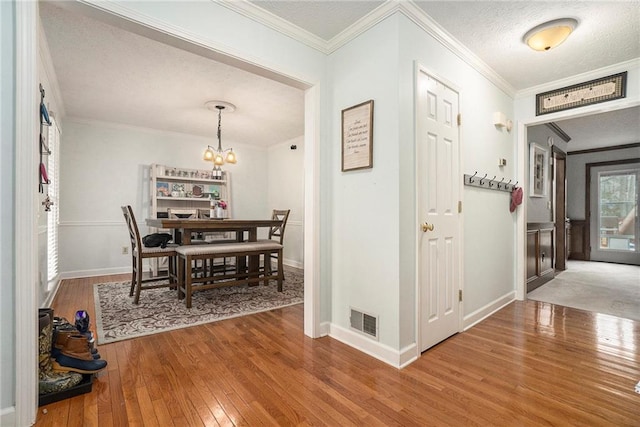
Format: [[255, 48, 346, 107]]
[[416, 66, 462, 352], [587, 160, 640, 265]]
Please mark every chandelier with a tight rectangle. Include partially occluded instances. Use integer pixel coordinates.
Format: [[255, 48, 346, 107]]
[[203, 101, 237, 166]]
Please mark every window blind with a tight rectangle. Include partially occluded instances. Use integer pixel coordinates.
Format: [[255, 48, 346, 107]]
[[47, 117, 60, 282]]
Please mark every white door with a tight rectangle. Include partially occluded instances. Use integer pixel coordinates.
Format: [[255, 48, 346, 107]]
[[590, 163, 640, 265], [416, 67, 462, 352]]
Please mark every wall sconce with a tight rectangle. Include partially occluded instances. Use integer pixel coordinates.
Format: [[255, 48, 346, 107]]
[[523, 18, 578, 51], [493, 112, 513, 132]]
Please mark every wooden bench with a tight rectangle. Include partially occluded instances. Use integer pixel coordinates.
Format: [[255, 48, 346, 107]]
[[176, 241, 283, 308]]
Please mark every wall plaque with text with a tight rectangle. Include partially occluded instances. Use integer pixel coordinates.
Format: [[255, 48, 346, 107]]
[[342, 100, 374, 171]]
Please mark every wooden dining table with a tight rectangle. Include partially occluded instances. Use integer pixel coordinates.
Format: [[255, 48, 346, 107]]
[[145, 218, 282, 245], [145, 218, 283, 278]]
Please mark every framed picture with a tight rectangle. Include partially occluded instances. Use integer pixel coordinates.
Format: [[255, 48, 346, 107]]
[[535, 72, 627, 116], [529, 143, 548, 197], [342, 100, 373, 171]]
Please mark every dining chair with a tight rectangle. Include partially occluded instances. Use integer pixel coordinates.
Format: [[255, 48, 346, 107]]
[[121, 205, 179, 304], [259, 209, 290, 279]]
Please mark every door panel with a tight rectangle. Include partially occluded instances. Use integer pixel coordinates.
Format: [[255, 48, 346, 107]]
[[417, 67, 461, 352]]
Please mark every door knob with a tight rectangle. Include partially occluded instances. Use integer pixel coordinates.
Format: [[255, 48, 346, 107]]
[[421, 222, 434, 232]]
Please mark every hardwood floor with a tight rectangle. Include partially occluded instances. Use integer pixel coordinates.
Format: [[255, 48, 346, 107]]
[[36, 275, 640, 426]]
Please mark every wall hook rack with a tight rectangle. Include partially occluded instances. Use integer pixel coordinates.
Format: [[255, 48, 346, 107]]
[[463, 173, 517, 193]]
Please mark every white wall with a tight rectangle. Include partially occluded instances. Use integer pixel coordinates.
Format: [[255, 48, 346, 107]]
[[58, 119, 269, 277], [567, 146, 640, 220], [267, 136, 304, 268], [326, 10, 518, 360], [328, 15, 402, 350], [399, 15, 517, 324], [0, 0, 16, 418]]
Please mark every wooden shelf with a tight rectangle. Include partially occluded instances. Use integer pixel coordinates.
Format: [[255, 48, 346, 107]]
[[157, 196, 211, 202]]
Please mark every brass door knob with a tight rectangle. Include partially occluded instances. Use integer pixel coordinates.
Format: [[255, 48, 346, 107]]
[[421, 222, 434, 232]]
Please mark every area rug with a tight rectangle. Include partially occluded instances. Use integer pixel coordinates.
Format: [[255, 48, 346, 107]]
[[528, 261, 640, 322], [94, 267, 303, 344]]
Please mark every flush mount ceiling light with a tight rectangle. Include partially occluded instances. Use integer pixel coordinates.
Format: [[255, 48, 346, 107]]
[[203, 100, 237, 166], [523, 18, 578, 51]]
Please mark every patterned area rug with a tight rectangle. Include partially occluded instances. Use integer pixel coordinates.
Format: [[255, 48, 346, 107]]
[[94, 267, 303, 344]]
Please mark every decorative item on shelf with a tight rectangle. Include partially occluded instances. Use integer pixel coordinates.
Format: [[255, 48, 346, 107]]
[[215, 200, 228, 219], [203, 101, 238, 167]]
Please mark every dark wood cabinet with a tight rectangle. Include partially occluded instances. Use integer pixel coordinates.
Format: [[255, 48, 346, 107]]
[[527, 223, 555, 293]]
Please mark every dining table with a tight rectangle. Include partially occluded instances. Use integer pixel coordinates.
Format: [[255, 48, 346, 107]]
[[145, 218, 283, 278], [145, 218, 282, 245]]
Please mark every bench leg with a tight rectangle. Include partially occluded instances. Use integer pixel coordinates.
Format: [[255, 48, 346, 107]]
[[177, 255, 185, 300], [185, 255, 193, 309]]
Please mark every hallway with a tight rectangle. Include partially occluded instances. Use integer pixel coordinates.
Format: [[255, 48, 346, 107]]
[[527, 260, 640, 321]]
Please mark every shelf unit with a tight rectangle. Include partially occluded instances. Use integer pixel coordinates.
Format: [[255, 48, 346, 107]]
[[149, 163, 232, 218], [148, 163, 233, 275]]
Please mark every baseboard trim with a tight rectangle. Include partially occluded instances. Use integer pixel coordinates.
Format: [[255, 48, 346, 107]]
[[59, 266, 130, 280], [0, 406, 16, 426], [463, 291, 515, 330], [329, 323, 407, 368], [283, 259, 303, 269], [61, 261, 302, 281]]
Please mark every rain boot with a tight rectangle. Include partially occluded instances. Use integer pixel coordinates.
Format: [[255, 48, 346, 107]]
[[38, 309, 83, 395], [52, 335, 107, 374]]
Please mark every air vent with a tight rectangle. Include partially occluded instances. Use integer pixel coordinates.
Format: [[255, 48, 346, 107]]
[[350, 308, 378, 340]]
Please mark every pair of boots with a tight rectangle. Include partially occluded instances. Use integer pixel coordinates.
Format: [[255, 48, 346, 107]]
[[39, 309, 82, 395], [51, 314, 107, 375]]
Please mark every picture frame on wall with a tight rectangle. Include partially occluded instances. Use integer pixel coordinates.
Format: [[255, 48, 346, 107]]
[[341, 100, 374, 171], [529, 143, 548, 198]]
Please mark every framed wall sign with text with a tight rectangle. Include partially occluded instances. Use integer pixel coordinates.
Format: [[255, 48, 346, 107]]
[[535, 72, 627, 116], [342, 100, 374, 171]]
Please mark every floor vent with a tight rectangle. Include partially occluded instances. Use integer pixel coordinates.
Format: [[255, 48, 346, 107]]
[[350, 308, 378, 340]]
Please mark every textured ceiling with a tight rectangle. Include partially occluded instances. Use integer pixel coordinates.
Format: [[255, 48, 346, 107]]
[[413, 1, 640, 90], [39, 1, 305, 147], [39, 1, 640, 151]]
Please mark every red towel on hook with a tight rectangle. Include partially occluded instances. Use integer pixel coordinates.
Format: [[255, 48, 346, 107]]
[[510, 187, 523, 212], [40, 162, 49, 183]]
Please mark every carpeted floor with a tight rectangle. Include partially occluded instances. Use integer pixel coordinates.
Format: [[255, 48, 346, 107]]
[[94, 266, 303, 344], [527, 261, 640, 321]]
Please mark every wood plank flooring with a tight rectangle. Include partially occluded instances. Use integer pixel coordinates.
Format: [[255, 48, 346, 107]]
[[36, 275, 640, 426]]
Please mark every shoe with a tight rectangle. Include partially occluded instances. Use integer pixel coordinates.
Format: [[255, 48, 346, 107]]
[[54, 316, 100, 357], [53, 329, 101, 360], [52, 335, 107, 374], [38, 309, 83, 395]]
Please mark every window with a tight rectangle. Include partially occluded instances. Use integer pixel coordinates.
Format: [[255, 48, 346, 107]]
[[47, 117, 60, 282], [598, 170, 638, 252]]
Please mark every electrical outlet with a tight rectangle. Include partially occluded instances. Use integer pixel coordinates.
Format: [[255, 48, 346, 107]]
[[122, 246, 129, 255]]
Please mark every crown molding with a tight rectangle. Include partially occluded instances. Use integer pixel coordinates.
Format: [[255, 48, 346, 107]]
[[398, 1, 516, 98], [217, 0, 329, 54], [515, 58, 640, 99], [326, 1, 401, 53], [222, 0, 516, 97]]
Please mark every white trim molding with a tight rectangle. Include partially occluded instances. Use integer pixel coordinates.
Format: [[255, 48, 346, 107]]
[[15, 1, 38, 425], [329, 323, 417, 369], [463, 291, 516, 330]]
